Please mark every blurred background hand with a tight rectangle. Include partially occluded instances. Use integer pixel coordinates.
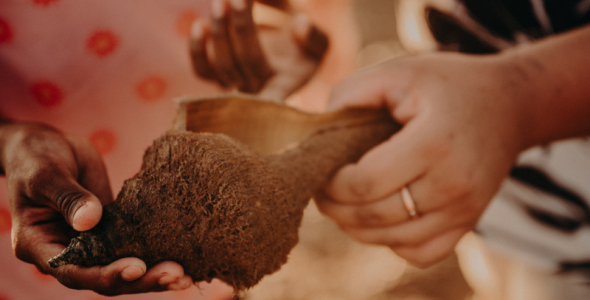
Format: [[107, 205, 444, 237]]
[[190, 0, 328, 102]]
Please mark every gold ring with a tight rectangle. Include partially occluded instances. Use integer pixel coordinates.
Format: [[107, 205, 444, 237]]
[[401, 186, 419, 219]]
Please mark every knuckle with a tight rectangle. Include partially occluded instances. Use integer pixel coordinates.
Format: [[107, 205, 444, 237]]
[[54, 188, 88, 219], [67, 135, 95, 154], [12, 240, 31, 263], [26, 167, 54, 196], [441, 174, 473, 202], [353, 209, 386, 227], [96, 274, 117, 296], [11, 225, 39, 266], [53, 268, 80, 290], [346, 177, 378, 202], [315, 203, 352, 228]]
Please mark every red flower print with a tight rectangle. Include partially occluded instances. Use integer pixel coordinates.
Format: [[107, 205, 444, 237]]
[[176, 10, 199, 37], [0, 295, 13, 300], [136, 75, 167, 102], [0, 18, 13, 44], [31, 0, 60, 6], [0, 207, 11, 233], [87, 30, 119, 57], [89, 129, 117, 155], [30, 80, 63, 107]]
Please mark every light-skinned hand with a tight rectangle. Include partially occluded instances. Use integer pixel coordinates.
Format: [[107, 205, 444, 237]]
[[315, 52, 531, 266]]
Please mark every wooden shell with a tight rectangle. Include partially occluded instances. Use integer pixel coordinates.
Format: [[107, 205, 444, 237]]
[[48, 95, 400, 290]]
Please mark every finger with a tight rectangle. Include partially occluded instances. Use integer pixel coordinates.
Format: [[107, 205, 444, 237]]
[[26, 168, 103, 232], [403, 160, 481, 215], [291, 14, 328, 61], [190, 20, 217, 81], [314, 190, 411, 228], [325, 162, 479, 222], [12, 219, 73, 266], [326, 59, 415, 111], [228, 0, 274, 93], [210, 0, 245, 89], [256, 55, 317, 101], [66, 135, 113, 206], [391, 228, 467, 267], [340, 208, 467, 247], [325, 115, 436, 203], [132, 261, 191, 292], [51, 258, 188, 295], [121, 261, 191, 293], [324, 62, 421, 204]]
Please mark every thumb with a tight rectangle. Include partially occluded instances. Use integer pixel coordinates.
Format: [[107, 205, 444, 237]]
[[32, 171, 104, 231], [69, 191, 103, 231]]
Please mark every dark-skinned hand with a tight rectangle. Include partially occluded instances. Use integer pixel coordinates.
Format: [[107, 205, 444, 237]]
[[0, 122, 192, 295]]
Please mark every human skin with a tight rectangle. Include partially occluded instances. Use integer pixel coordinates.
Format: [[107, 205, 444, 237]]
[[0, 122, 193, 295], [0, 0, 328, 295], [315, 24, 590, 267], [190, 0, 328, 102]]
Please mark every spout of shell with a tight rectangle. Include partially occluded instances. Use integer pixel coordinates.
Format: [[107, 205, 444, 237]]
[[48, 236, 90, 268], [48, 231, 113, 268]]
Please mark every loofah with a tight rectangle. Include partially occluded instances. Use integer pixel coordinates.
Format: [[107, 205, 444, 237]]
[[48, 96, 400, 291]]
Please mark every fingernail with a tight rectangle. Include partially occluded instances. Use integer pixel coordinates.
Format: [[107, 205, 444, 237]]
[[212, 0, 226, 19], [121, 265, 146, 281], [191, 21, 204, 39], [229, 0, 246, 10], [159, 275, 178, 285], [72, 203, 87, 230], [71, 199, 102, 232]]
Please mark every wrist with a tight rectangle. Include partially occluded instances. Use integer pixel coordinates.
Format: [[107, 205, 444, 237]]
[[493, 48, 546, 151], [497, 25, 590, 148]]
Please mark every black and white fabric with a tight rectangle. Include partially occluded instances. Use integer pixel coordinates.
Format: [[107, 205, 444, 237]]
[[420, 0, 590, 282]]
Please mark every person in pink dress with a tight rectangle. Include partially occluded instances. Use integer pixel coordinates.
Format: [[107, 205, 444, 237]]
[[0, 0, 358, 299]]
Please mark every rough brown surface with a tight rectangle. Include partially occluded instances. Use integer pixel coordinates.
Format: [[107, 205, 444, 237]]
[[48, 106, 398, 291]]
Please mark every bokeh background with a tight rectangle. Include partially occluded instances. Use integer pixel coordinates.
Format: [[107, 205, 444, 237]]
[[0, 1, 564, 300]]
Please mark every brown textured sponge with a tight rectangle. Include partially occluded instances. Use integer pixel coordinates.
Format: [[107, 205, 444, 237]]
[[47, 97, 399, 291]]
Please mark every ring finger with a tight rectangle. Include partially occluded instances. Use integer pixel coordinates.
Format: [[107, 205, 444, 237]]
[[342, 206, 471, 247], [315, 189, 414, 228]]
